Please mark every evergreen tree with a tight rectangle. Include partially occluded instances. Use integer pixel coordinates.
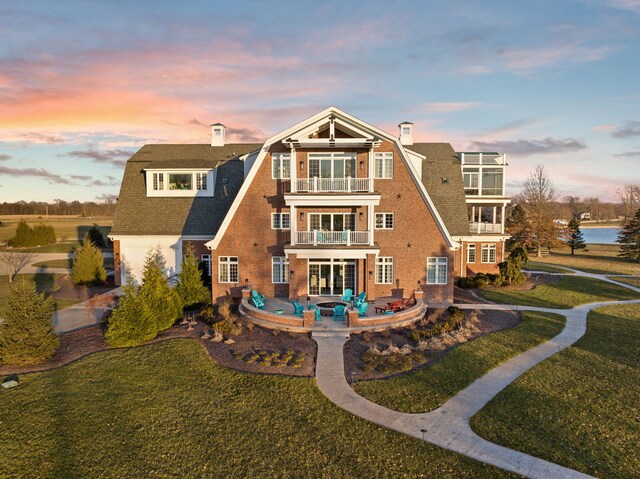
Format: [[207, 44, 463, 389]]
[[86, 226, 106, 249], [0, 281, 59, 365], [8, 220, 33, 247], [105, 281, 157, 347], [498, 243, 528, 285], [71, 233, 107, 285], [8, 220, 56, 247], [566, 217, 586, 255], [138, 249, 183, 331], [175, 243, 211, 310], [617, 208, 640, 262]]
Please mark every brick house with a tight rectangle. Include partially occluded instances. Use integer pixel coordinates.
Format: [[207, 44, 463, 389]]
[[110, 107, 510, 304]]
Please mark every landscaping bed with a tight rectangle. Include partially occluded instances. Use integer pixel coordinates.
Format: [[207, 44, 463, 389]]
[[344, 307, 521, 381], [471, 304, 640, 479]]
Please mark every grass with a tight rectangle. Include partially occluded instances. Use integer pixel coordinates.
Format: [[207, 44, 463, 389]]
[[471, 304, 640, 479], [0, 340, 516, 478], [522, 262, 574, 274], [355, 311, 566, 413], [480, 276, 640, 309], [608, 276, 640, 288], [32, 257, 114, 270], [0, 242, 79, 253], [530, 244, 637, 275], [0, 217, 112, 242], [0, 273, 79, 310]]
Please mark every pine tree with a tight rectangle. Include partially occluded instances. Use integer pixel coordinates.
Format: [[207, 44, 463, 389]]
[[175, 243, 211, 310], [617, 208, 640, 262], [105, 281, 157, 347], [0, 281, 59, 365], [138, 249, 183, 331], [71, 233, 107, 285], [566, 217, 586, 255], [8, 220, 33, 247], [86, 226, 106, 249]]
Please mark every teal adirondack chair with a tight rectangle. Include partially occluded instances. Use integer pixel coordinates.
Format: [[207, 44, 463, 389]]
[[333, 304, 346, 321], [251, 290, 265, 309], [290, 299, 305, 316], [341, 288, 354, 302], [354, 291, 367, 308], [357, 302, 368, 317], [309, 304, 322, 321]]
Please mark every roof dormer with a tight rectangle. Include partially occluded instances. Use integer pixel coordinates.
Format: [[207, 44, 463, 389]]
[[211, 123, 226, 147]]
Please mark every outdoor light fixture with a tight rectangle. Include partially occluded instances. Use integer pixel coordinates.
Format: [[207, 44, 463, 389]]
[[299, 161, 304, 170], [359, 212, 364, 221], [396, 278, 400, 288], [417, 280, 421, 289], [300, 211, 304, 220], [359, 160, 364, 170], [289, 269, 295, 279], [306, 296, 310, 309], [244, 278, 248, 289], [368, 270, 373, 279]]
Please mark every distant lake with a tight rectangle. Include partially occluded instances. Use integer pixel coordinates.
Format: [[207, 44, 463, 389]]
[[581, 227, 620, 245]]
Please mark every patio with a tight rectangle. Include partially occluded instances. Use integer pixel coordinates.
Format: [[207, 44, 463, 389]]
[[239, 293, 428, 333]]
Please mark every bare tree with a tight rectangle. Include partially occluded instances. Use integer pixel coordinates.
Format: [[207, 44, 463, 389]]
[[517, 165, 563, 257], [0, 252, 35, 282], [617, 184, 640, 221]]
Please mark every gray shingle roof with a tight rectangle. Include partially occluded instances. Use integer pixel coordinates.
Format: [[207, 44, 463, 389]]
[[408, 143, 469, 236], [111, 144, 261, 236]]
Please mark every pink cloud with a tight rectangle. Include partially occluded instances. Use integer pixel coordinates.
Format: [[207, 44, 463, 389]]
[[422, 102, 482, 113]]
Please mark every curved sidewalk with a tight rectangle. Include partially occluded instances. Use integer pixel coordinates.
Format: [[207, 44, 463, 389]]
[[313, 270, 640, 479]]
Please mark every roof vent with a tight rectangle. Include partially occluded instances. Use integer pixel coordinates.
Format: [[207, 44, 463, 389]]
[[398, 121, 413, 146], [211, 123, 226, 147]]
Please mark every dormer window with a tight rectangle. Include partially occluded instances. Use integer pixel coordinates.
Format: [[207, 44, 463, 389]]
[[169, 173, 192, 190], [145, 169, 215, 197], [402, 126, 410, 135], [214, 129, 222, 136], [152, 173, 164, 191]]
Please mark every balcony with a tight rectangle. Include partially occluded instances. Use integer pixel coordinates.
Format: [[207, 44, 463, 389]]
[[294, 230, 371, 246], [469, 222, 503, 234], [459, 152, 506, 165], [464, 186, 504, 196], [290, 177, 371, 193]]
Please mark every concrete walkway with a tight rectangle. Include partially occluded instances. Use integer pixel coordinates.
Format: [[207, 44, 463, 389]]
[[313, 269, 640, 479], [53, 286, 123, 333]]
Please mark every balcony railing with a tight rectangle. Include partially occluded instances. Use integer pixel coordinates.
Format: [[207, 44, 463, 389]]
[[459, 152, 506, 165], [464, 187, 504, 196], [294, 230, 370, 246], [469, 222, 503, 234], [291, 177, 371, 193]]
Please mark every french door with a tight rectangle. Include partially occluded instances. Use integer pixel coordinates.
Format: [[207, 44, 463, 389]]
[[308, 259, 356, 296]]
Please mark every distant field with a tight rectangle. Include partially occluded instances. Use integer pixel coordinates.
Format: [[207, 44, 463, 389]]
[[532, 244, 638, 275], [0, 216, 112, 242]]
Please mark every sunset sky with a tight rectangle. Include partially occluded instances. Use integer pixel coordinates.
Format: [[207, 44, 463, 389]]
[[1, 0, 639, 203]]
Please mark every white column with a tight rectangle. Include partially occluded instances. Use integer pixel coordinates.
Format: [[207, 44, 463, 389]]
[[368, 204, 375, 245], [368, 149, 374, 192], [501, 205, 505, 234], [290, 205, 296, 245], [290, 147, 296, 192]]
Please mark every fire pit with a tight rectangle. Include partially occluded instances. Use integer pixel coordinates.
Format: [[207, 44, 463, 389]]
[[315, 301, 349, 316]]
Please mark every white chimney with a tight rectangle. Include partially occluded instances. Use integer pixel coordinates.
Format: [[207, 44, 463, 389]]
[[210, 123, 226, 147], [398, 121, 413, 146]]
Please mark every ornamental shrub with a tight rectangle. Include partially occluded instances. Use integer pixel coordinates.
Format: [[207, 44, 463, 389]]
[[8, 220, 56, 247], [105, 281, 157, 347], [0, 281, 59, 365], [86, 226, 106, 250], [175, 243, 211, 310], [138, 249, 183, 331], [71, 233, 107, 285]]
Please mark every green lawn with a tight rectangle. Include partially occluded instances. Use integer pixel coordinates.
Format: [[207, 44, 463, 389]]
[[608, 276, 640, 288], [0, 340, 515, 478], [522, 262, 574, 274], [480, 276, 640, 309], [530, 244, 637, 275], [0, 273, 78, 310], [32, 257, 114, 270], [471, 304, 640, 479], [0, 242, 79, 253], [0, 217, 112, 242], [355, 311, 565, 413]]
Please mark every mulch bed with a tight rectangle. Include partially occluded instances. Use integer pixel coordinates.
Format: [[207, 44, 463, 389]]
[[0, 320, 317, 378], [344, 307, 521, 381], [52, 274, 117, 302]]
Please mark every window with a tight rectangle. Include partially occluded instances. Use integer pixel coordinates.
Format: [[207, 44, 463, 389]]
[[271, 212, 290, 230], [214, 129, 221, 136], [481, 244, 497, 263], [195, 172, 207, 190], [375, 213, 394, 230], [375, 257, 393, 284], [152, 173, 164, 191], [272, 257, 289, 283], [169, 173, 192, 190], [402, 126, 410, 135], [467, 244, 476, 263], [201, 254, 212, 276], [272, 153, 291, 179], [374, 152, 393, 179], [427, 257, 447, 284], [481, 168, 503, 195], [309, 213, 355, 231], [463, 168, 479, 195], [219, 256, 238, 283], [308, 153, 356, 179]]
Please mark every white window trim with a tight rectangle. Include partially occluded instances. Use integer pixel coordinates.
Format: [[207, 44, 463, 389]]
[[272, 153, 291, 180], [481, 243, 497, 263], [272, 256, 290, 284], [218, 256, 239, 283], [427, 257, 448, 285], [467, 244, 476, 263], [374, 212, 394, 230], [145, 169, 215, 197], [308, 213, 355, 231], [375, 256, 393, 284], [201, 254, 212, 276], [271, 212, 291, 230], [374, 152, 393, 179]]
